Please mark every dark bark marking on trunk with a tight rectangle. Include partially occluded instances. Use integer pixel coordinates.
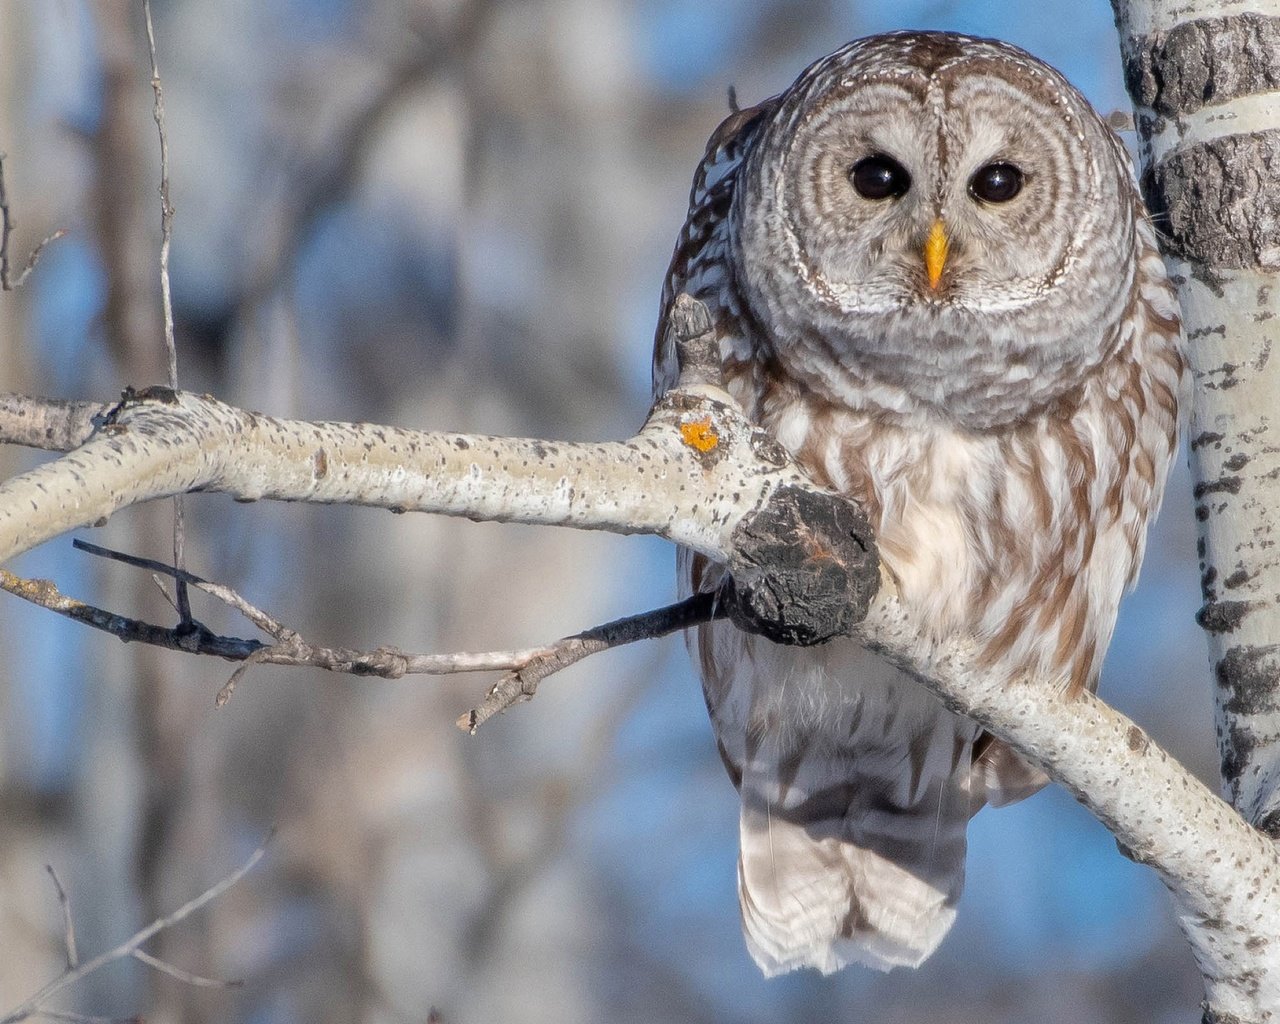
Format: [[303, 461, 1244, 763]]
[[1123, 13, 1280, 117], [1215, 644, 1280, 715], [1142, 130, 1280, 270], [1197, 599, 1251, 634]]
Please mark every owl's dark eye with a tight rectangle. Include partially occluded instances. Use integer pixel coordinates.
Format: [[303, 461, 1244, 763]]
[[849, 155, 911, 200], [969, 162, 1024, 203]]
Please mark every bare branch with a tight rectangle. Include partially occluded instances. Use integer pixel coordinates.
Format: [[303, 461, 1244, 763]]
[[0, 540, 718, 718], [0, 835, 271, 1024], [0, 566, 263, 660], [142, 0, 176, 386], [142, 0, 191, 632], [43, 867, 77, 971], [131, 949, 241, 990], [0, 154, 66, 291], [458, 592, 722, 732], [213, 646, 272, 708]]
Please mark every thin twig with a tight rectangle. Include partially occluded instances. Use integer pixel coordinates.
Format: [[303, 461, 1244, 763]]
[[457, 591, 722, 732], [0, 566, 265, 660], [142, 2, 176, 383], [0, 835, 271, 1024], [143, 0, 191, 628], [214, 647, 273, 708], [150, 573, 182, 615], [73, 540, 298, 639], [0, 154, 66, 291], [131, 948, 242, 990], [43, 867, 78, 971]]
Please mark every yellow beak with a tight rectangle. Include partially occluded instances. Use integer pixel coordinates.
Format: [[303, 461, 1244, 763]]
[[924, 219, 949, 290]]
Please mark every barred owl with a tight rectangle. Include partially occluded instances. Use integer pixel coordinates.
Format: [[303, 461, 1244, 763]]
[[653, 31, 1184, 975]]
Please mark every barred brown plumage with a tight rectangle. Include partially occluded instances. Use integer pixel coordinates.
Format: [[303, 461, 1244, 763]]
[[654, 31, 1185, 976]]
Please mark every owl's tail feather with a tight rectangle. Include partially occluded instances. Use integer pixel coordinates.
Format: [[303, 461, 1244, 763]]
[[735, 716, 978, 975]]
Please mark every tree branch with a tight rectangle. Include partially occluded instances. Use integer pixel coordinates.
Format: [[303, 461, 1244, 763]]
[[457, 591, 723, 732], [0, 836, 270, 1024], [0, 154, 66, 291], [0, 296, 878, 651], [857, 594, 1280, 1017], [0, 291, 1276, 1016], [0, 545, 718, 719], [43, 867, 78, 971], [0, 394, 109, 451]]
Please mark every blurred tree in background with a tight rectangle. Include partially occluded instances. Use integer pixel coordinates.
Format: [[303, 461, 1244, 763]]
[[0, 0, 1212, 1021]]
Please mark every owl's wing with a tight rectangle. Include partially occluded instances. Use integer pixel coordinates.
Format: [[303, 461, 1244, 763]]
[[972, 734, 1049, 807], [685, 550, 986, 974], [652, 97, 778, 398]]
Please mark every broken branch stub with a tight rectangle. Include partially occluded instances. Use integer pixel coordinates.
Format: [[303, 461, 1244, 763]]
[[724, 483, 879, 646]]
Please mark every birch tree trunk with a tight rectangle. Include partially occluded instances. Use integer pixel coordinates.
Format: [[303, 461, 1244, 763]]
[[1113, 0, 1280, 1018], [1113, 0, 1280, 837]]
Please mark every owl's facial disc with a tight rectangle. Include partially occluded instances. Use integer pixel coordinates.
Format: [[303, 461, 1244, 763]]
[[731, 33, 1140, 424], [750, 53, 1128, 327]]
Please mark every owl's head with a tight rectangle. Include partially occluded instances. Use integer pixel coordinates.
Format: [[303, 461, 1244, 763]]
[[732, 32, 1142, 427]]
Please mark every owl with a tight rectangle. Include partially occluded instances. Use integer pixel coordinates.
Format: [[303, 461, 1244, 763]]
[[652, 32, 1184, 975]]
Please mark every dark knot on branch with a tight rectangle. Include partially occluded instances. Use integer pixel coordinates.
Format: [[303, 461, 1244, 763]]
[[724, 483, 879, 646]]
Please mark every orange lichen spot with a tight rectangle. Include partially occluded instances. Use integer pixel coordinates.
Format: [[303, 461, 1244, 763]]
[[680, 417, 719, 452]]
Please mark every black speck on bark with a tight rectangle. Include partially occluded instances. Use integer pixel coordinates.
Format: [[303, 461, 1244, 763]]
[[1126, 725, 1149, 752], [1223, 569, 1252, 589], [1194, 476, 1244, 499], [1198, 599, 1250, 633]]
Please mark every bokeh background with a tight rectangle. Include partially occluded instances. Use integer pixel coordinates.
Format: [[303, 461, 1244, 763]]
[[0, 1, 1213, 1021]]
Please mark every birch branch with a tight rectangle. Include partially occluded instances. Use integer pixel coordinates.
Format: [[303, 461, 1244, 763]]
[[0, 293, 1276, 1016], [0, 298, 879, 650], [860, 595, 1280, 1020]]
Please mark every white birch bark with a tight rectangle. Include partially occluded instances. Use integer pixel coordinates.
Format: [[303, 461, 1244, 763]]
[[1112, 0, 1280, 1017], [1113, 0, 1280, 837], [0, 388, 813, 566]]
